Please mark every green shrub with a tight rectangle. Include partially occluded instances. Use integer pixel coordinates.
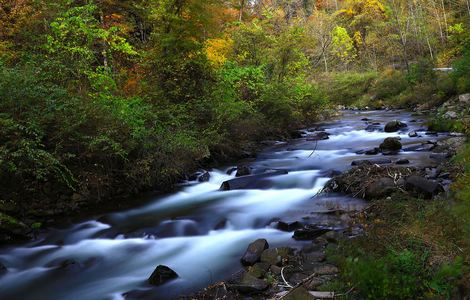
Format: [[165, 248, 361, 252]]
[[323, 71, 378, 105], [452, 46, 470, 93], [407, 59, 436, 84], [372, 70, 409, 100]]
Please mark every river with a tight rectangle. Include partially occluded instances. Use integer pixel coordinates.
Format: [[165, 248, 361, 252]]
[[0, 110, 450, 300]]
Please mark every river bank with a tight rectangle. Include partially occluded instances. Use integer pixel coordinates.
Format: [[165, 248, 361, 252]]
[[182, 113, 469, 299], [0, 107, 467, 300], [0, 107, 339, 245]]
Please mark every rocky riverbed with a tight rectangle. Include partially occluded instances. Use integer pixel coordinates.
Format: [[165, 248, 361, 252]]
[[0, 109, 465, 300]]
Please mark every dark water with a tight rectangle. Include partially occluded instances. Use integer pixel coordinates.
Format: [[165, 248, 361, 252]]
[[0, 110, 451, 300]]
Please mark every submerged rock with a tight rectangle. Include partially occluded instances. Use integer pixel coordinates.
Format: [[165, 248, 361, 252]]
[[148, 265, 179, 286], [241, 239, 269, 266], [356, 148, 380, 155], [408, 131, 418, 137], [220, 170, 288, 190], [277, 221, 303, 232], [384, 120, 407, 132], [365, 123, 382, 132], [306, 131, 329, 141], [396, 159, 410, 165], [0, 262, 7, 276]]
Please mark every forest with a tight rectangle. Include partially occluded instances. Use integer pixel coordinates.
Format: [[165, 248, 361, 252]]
[[0, 0, 469, 299]]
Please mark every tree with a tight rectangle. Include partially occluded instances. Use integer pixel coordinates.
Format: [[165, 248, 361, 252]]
[[331, 25, 356, 69]]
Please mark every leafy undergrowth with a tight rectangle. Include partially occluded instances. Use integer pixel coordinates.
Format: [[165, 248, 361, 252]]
[[323, 143, 470, 299], [320, 49, 469, 110]]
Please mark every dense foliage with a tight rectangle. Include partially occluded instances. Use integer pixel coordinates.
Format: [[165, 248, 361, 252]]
[[0, 0, 468, 238]]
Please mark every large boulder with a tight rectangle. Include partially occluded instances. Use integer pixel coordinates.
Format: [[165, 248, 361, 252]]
[[384, 120, 407, 132], [241, 239, 269, 266], [405, 176, 444, 198], [379, 137, 402, 154], [148, 265, 179, 286]]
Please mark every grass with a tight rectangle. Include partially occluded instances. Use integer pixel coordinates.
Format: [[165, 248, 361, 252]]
[[323, 142, 470, 299]]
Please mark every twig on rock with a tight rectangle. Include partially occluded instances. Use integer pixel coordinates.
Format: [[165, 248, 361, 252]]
[[280, 266, 293, 288]]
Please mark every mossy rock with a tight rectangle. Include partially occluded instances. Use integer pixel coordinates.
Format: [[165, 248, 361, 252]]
[[380, 137, 402, 152]]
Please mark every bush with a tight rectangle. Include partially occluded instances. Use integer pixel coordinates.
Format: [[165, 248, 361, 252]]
[[322, 71, 378, 105], [372, 69, 409, 100]]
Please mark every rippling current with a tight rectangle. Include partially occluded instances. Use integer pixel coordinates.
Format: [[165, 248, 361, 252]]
[[0, 110, 451, 300]]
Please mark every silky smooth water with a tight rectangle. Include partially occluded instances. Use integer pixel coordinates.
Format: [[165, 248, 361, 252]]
[[0, 110, 450, 300]]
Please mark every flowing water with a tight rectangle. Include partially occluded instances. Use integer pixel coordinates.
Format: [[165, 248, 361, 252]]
[[0, 110, 451, 300]]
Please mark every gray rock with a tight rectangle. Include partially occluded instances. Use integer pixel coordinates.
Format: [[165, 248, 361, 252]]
[[459, 93, 470, 104], [365, 148, 380, 155], [301, 251, 326, 262], [235, 165, 251, 177], [220, 170, 288, 190], [277, 221, 303, 232], [444, 111, 458, 119], [148, 265, 179, 286], [425, 168, 440, 179], [241, 239, 269, 266], [293, 226, 330, 240], [384, 120, 407, 132], [228, 272, 269, 294], [354, 147, 381, 155], [396, 159, 410, 165], [365, 124, 382, 132], [288, 273, 309, 285], [405, 176, 444, 198], [0, 262, 7, 276], [198, 172, 211, 182], [313, 264, 339, 275], [306, 131, 329, 141], [408, 131, 418, 137], [366, 177, 396, 199], [248, 262, 270, 278], [260, 247, 292, 265], [226, 167, 237, 175]]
